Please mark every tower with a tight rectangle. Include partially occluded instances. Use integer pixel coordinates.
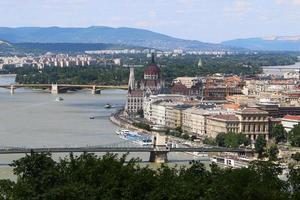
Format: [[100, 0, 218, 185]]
[[128, 67, 135, 90]]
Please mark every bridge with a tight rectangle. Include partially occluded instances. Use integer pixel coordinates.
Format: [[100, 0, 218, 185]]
[[0, 84, 128, 94], [0, 137, 253, 163]]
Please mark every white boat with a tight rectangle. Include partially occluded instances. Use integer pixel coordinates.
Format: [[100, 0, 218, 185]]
[[118, 129, 153, 146], [55, 97, 64, 102]]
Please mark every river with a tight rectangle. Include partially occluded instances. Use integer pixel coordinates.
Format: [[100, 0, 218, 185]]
[[0, 75, 199, 179], [262, 61, 300, 75]]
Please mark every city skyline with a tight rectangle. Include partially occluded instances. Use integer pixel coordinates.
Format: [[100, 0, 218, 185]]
[[0, 0, 299, 43]]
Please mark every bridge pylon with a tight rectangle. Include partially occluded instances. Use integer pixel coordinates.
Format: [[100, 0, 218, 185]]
[[10, 85, 15, 94], [149, 133, 169, 163], [51, 84, 59, 94], [92, 85, 101, 95]]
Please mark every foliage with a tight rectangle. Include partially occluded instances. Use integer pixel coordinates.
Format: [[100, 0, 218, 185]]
[[5, 53, 298, 85], [267, 145, 279, 161], [288, 124, 300, 147], [0, 153, 297, 200], [132, 122, 151, 131], [203, 137, 217, 146], [214, 132, 251, 148], [255, 135, 267, 158], [291, 152, 300, 162], [165, 128, 191, 140], [270, 124, 287, 144]]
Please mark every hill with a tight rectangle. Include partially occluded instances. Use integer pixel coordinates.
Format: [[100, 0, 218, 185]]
[[222, 36, 300, 51], [0, 41, 137, 54], [0, 26, 232, 51]]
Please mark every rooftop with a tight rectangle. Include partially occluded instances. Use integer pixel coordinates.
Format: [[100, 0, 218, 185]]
[[282, 115, 300, 121]]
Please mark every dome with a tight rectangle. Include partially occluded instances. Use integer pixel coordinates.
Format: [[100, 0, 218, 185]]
[[144, 64, 160, 76], [143, 53, 160, 77]]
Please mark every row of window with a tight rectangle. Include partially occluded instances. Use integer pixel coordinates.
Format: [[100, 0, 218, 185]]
[[242, 125, 268, 132], [242, 116, 267, 121]]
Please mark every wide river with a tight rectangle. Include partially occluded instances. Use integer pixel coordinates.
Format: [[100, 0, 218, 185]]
[[0, 75, 197, 179]]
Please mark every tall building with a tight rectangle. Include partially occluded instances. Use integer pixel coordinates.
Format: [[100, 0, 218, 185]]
[[125, 53, 165, 116], [140, 53, 165, 96]]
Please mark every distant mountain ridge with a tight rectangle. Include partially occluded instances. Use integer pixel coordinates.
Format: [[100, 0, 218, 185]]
[[0, 26, 232, 51], [222, 36, 300, 51]]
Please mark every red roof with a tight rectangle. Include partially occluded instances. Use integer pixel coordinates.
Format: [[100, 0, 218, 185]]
[[283, 115, 300, 121]]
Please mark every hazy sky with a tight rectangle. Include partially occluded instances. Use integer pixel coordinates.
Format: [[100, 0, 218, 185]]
[[0, 0, 299, 43]]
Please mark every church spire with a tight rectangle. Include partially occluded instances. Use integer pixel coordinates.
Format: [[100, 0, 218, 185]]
[[151, 53, 155, 64]]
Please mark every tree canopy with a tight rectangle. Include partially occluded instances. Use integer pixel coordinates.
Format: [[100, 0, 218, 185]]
[[0, 152, 298, 200]]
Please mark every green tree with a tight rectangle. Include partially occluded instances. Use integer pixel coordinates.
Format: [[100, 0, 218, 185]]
[[267, 145, 279, 161], [270, 124, 286, 144], [215, 133, 226, 147], [288, 124, 300, 147], [291, 152, 300, 162], [255, 135, 267, 158]]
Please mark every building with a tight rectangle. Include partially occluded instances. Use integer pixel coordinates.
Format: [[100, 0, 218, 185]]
[[205, 107, 269, 141], [182, 106, 231, 137], [165, 105, 192, 129], [236, 107, 269, 141], [125, 53, 165, 116], [281, 115, 300, 132], [143, 94, 186, 121], [206, 115, 240, 138], [140, 53, 164, 96]]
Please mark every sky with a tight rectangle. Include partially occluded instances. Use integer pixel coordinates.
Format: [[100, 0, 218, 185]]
[[0, 0, 299, 43]]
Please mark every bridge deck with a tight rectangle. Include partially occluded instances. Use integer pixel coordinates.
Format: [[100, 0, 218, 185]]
[[0, 84, 128, 89], [0, 147, 253, 154]]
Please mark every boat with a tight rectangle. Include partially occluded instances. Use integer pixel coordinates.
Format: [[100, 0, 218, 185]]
[[118, 129, 153, 146], [89, 116, 95, 119], [104, 103, 112, 109], [55, 97, 64, 102]]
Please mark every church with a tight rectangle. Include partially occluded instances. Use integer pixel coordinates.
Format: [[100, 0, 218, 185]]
[[125, 53, 165, 117]]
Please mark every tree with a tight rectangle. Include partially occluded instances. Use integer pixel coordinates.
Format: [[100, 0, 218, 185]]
[[203, 137, 217, 146], [291, 152, 300, 162], [270, 124, 286, 144], [267, 145, 279, 161], [288, 124, 300, 147], [215, 133, 226, 147], [0, 152, 297, 199], [255, 135, 267, 158]]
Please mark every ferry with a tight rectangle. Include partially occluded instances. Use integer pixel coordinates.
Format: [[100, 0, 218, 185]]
[[116, 129, 153, 146], [55, 97, 64, 102]]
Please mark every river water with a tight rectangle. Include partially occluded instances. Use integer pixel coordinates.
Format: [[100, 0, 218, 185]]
[[262, 61, 300, 75], [0, 75, 198, 179]]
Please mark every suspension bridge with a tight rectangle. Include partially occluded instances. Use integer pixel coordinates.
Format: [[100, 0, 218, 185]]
[[0, 138, 253, 163]]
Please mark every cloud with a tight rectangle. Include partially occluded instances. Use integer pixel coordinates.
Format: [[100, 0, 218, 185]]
[[224, 0, 252, 17]]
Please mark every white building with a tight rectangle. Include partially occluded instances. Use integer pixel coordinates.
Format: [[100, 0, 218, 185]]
[[281, 115, 300, 132]]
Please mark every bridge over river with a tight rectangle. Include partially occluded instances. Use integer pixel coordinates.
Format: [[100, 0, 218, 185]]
[[0, 140, 254, 163], [0, 83, 128, 94]]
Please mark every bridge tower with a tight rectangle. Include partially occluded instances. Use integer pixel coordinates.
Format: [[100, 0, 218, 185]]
[[92, 85, 101, 95], [10, 85, 15, 94], [51, 84, 59, 94], [149, 133, 169, 163]]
